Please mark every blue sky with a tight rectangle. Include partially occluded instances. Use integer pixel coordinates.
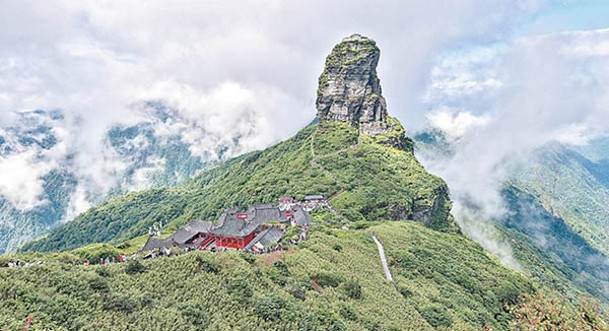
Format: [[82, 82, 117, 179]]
[[523, 0, 609, 35]]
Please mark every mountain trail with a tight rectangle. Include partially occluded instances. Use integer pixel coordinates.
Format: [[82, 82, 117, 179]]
[[309, 127, 361, 223], [372, 235, 394, 282]]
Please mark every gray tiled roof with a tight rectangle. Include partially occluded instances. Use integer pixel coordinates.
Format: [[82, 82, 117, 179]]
[[253, 206, 281, 223], [142, 236, 173, 252], [291, 205, 312, 226], [244, 226, 285, 250], [253, 203, 275, 209], [171, 204, 310, 242], [258, 227, 285, 246], [169, 229, 195, 245], [169, 220, 213, 244], [186, 220, 214, 233], [210, 218, 260, 237], [212, 205, 288, 238]]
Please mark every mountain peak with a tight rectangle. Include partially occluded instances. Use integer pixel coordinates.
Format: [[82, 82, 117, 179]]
[[316, 34, 390, 135]]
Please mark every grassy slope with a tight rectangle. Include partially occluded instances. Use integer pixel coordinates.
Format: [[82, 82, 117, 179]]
[[0, 222, 532, 331], [497, 222, 607, 301], [317, 121, 453, 230], [501, 186, 609, 301], [413, 132, 609, 303], [22, 120, 454, 252], [512, 143, 609, 255]]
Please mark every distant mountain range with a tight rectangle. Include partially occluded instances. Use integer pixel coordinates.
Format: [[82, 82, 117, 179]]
[[0, 105, 210, 253], [414, 130, 609, 301]]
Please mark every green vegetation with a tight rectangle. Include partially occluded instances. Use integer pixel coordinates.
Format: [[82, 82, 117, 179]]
[[496, 224, 594, 300], [4, 36, 605, 330], [4, 116, 606, 330], [1, 222, 539, 330], [324, 37, 378, 68], [512, 143, 609, 255], [413, 131, 609, 304], [317, 132, 454, 230], [370, 116, 409, 152], [312, 121, 358, 155], [0, 109, 210, 254], [375, 223, 533, 329], [498, 187, 609, 302], [510, 291, 608, 330], [22, 119, 455, 252]]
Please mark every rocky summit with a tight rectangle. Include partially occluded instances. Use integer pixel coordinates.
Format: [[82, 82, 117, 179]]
[[316, 34, 390, 135]]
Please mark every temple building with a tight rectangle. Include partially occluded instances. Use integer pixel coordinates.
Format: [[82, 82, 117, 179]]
[[140, 197, 316, 253]]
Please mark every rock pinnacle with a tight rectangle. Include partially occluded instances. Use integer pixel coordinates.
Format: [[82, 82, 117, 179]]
[[316, 34, 390, 135]]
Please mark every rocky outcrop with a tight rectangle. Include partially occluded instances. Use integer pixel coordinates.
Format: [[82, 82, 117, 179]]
[[316, 34, 390, 135]]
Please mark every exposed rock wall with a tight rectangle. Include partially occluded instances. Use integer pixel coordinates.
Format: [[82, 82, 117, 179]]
[[316, 34, 390, 135]]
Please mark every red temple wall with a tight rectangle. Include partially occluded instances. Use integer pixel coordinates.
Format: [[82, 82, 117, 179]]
[[215, 231, 255, 249]]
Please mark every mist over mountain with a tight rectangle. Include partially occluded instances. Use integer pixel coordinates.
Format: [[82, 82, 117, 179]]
[[414, 128, 609, 301], [0, 103, 255, 252], [8, 34, 550, 330]]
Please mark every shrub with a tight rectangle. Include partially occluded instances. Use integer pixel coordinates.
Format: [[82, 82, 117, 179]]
[[180, 301, 211, 327], [268, 260, 291, 286], [52, 274, 87, 296], [94, 267, 112, 278], [288, 285, 306, 301], [103, 293, 138, 313], [510, 292, 608, 330], [194, 255, 220, 274], [419, 305, 453, 328], [286, 279, 310, 301], [361, 317, 381, 331], [343, 279, 362, 299], [396, 285, 412, 298], [349, 221, 372, 230], [240, 253, 256, 264], [339, 303, 358, 321], [269, 269, 288, 286], [87, 276, 109, 292], [314, 309, 347, 331], [56, 252, 82, 265], [273, 260, 290, 276], [254, 295, 288, 322], [125, 260, 146, 275], [226, 278, 253, 300], [140, 295, 153, 308], [73, 244, 119, 265], [332, 244, 343, 251], [313, 272, 344, 288]]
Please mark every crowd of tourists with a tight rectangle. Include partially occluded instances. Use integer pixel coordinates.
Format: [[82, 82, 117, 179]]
[[7, 260, 43, 268]]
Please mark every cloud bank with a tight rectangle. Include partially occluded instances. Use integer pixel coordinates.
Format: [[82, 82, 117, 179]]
[[0, 0, 546, 217], [419, 28, 609, 266]]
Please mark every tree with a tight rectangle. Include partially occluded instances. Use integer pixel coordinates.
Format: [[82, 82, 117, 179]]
[[510, 292, 609, 331]]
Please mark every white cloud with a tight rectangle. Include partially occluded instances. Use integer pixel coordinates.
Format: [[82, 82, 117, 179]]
[[0, 151, 53, 210], [0, 0, 546, 132], [0, 0, 564, 257], [127, 156, 166, 191], [0, 0, 547, 216], [418, 28, 609, 265], [560, 28, 609, 57], [427, 108, 492, 141], [63, 185, 92, 223]]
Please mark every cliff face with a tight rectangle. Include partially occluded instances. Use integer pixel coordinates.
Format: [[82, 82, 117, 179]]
[[316, 34, 390, 136]]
